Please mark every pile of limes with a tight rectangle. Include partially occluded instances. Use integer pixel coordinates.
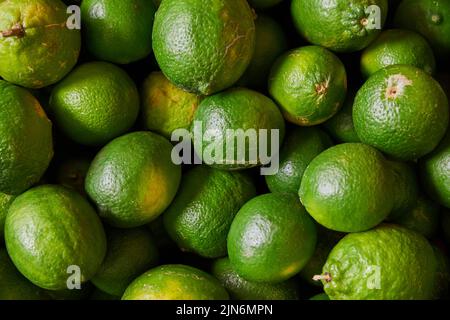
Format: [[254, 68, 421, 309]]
[[1, 0, 450, 300]]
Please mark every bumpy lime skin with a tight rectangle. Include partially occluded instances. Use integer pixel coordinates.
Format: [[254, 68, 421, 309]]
[[5, 185, 107, 291], [91, 227, 159, 297], [0, 81, 53, 195], [0, 249, 49, 300], [227, 193, 317, 283], [85, 132, 181, 228], [323, 224, 437, 300], [395, 0, 450, 57], [191, 87, 286, 170], [353, 65, 449, 161], [291, 0, 388, 52], [299, 143, 395, 232], [164, 166, 256, 258], [361, 29, 436, 77], [49, 62, 140, 146], [269, 46, 347, 126], [0, 0, 81, 88], [420, 129, 450, 208], [152, 0, 255, 95], [265, 127, 333, 194], [323, 89, 360, 143], [122, 264, 229, 300], [81, 0, 156, 64], [212, 257, 299, 300]]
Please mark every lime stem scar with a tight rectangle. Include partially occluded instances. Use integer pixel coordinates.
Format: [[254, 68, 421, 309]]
[[313, 272, 332, 283], [1, 23, 25, 38]]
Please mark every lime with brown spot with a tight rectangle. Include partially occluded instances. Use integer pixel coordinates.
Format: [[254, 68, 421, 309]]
[[269, 46, 347, 126], [353, 65, 449, 160], [0, 0, 80, 88]]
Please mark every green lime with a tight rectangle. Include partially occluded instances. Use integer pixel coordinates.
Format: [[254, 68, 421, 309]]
[[269, 46, 347, 126], [49, 62, 140, 146], [248, 0, 283, 9], [395, 0, 450, 57], [321, 224, 437, 300], [353, 65, 449, 160], [299, 227, 344, 287], [81, 0, 156, 64], [0, 0, 80, 88], [91, 227, 159, 296], [141, 71, 202, 139], [211, 257, 299, 300], [291, 0, 388, 52], [0, 80, 53, 195], [191, 88, 285, 170], [299, 143, 395, 232], [152, 0, 255, 95], [238, 14, 287, 89], [0, 249, 49, 300], [5, 185, 106, 290], [122, 264, 229, 300], [56, 156, 91, 196], [85, 131, 181, 228], [309, 293, 330, 300], [420, 129, 450, 208], [227, 193, 317, 283], [265, 127, 333, 194], [323, 89, 360, 143], [393, 195, 440, 238], [387, 160, 420, 220], [0, 193, 14, 243], [361, 29, 436, 78], [164, 166, 256, 258]]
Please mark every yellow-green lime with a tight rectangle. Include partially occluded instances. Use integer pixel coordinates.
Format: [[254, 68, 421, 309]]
[[0, 0, 80, 88], [85, 132, 181, 228], [320, 224, 437, 300], [141, 71, 202, 139], [5, 185, 107, 290], [122, 264, 229, 300]]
